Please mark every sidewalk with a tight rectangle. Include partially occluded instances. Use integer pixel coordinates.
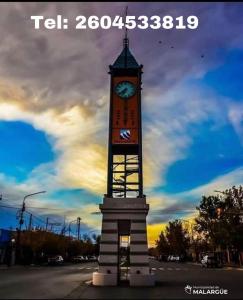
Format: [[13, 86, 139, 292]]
[[224, 263, 243, 271], [224, 263, 243, 269], [187, 261, 243, 270], [186, 262, 200, 266], [0, 264, 41, 270], [0, 264, 22, 270]]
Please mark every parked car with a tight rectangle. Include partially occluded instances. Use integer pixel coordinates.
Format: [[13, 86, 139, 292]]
[[88, 255, 97, 262], [47, 255, 64, 265], [72, 255, 86, 263], [158, 254, 168, 262], [201, 255, 222, 268], [167, 255, 180, 262], [148, 256, 156, 260]]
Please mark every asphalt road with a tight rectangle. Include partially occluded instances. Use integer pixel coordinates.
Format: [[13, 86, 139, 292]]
[[0, 262, 97, 299], [0, 260, 242, 299]]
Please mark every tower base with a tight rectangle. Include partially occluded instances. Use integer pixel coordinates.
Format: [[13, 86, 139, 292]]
[[92, 272, 117, 286], [92, 196, 155, 287], [92, 272, 155, 286]]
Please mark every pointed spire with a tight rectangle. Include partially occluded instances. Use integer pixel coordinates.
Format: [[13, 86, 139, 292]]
[[110, 5, 140, 70], [112, 42, 139, 69], [124, 6, 129, 48]]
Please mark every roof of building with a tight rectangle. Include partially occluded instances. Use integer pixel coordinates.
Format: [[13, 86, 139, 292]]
[[112, 38, 140, 69]]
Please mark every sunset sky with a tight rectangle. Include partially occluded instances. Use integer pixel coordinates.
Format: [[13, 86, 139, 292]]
[[0, 3, 243, 246]]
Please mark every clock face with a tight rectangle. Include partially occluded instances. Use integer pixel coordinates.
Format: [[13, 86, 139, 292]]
[[115, 81, 136, 99]]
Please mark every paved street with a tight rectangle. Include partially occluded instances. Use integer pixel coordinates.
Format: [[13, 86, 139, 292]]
[[0, 260, 242, 299], [0, 262, 97, 299]]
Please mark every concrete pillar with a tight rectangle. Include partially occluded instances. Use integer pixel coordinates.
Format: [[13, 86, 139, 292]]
[[92, 196, 155, 286]]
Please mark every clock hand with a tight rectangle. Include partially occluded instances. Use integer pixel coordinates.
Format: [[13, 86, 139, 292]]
[[120, 88, 128, 95]]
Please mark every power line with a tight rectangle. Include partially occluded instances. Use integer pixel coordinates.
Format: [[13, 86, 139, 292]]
[[24, 206, 67, 211], [0, 202, 67, 211], [0, 204, 63, 230], [0, 204, 20, 210], [25, 210, 49, 225]]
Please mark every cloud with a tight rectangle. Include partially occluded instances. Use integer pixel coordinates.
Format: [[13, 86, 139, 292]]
[[145, 166, 243, 241], [0, 3, 107, 112], [147, 195, 196, 225], [0, 170, 102, 232], [228, 102, 243, 145], [0, 3, 241, 195], [0, 3, 242, 112], [0, 102, 107, 194], [146, 168, 243, 246], [184, 166, 243, 198], [0, 73, 228, 201], [143, 81, 228, 191]]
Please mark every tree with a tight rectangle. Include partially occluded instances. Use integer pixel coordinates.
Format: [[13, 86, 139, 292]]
[[92, 234, 101, 256], [156, 220, 190, 257], [223, 186, 243, 252], [195, 186, 243, 262], [165, 220, 190, 256], [67, 240, 83, 257], [16, 229, 98, 264], [195, 195, 226, 250], [156, 232, 169, 256], [148, 247, 159, 257]]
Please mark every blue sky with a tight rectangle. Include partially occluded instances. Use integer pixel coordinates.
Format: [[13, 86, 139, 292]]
[[164, 121, 243, 193], [0, 3, 243, 245], [0, 121, 54, 181], [203, 49, 243, 101]]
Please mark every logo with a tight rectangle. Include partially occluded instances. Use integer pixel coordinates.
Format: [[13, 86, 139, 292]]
[[185, 285, 192, 294], [120, 129, 131, 140], [184, 284, 228, 295]]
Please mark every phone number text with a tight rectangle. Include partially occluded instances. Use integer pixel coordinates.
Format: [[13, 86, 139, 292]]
[[30, 15, 199, 30]]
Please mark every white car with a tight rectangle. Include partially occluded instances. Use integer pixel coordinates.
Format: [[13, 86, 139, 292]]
[[48, 255, 64, 265], [168, 255, 180, 262], [201, 255, 220, 268], [88, 256, 97, 261], [72, 255, 86, 263]]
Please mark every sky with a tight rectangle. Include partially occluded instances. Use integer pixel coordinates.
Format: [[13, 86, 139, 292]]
[[0, 2, 243, 246]]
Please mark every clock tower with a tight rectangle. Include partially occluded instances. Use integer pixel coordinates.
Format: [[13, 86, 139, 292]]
[[92, 36, 155, 286], [108, 36, 143, 198]]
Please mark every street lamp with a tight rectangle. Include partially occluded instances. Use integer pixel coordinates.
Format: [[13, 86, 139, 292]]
[[18, 191, 46, 232], [68, 219, 77, 238], [16, 191, 46, 263], [23, 191, 46, 202]]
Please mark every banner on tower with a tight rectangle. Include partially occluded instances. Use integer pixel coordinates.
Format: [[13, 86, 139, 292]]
[[112, 76, 139, 144]]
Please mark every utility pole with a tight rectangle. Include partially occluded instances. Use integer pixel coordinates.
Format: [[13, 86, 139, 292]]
[[17, 201, 25, 238], [28, 214, 32, 231], [68, 219, 78, 239], [16, 191, 46, 263], [19, 202, 25, 231], [77, 217, 81, 241], [16, 201, 25, 263], [45, 217, 49, 231], [61, 215, 66, 236]]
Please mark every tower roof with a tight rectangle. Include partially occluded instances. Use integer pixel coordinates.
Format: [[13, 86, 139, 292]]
[[112, 38, 140, 69]]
